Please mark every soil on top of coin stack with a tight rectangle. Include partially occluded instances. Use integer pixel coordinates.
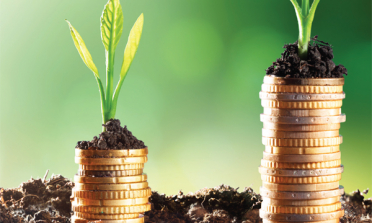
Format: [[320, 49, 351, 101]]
[[2, 175, 371, 223], [266, 36, 348, 78], [75, 119, 146, 150]]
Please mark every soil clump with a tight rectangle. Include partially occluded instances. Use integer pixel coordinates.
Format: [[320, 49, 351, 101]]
[[75, 119, 146, 150], [1, 175, 371, 222], [266, 36, 348, 78]]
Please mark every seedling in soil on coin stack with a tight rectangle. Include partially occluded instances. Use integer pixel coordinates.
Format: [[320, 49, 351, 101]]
[[66, 0, 143, 130]]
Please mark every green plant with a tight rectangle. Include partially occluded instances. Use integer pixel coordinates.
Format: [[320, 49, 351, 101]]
[[290, 0, 320, 59], [66, 0, 144, 130]]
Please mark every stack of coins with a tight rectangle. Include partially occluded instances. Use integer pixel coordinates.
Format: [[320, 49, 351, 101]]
[[259, 76, 345, 223], [71, 148, 151, 223]]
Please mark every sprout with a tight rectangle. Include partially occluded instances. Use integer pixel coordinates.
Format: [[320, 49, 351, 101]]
[[290, 0, 320, 59], [66, 0, 144, 130]]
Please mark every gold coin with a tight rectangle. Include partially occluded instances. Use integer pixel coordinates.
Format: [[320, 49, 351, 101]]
[[261, 174, 342, 184], [262, 197, 341, 206], [75, 156, 148, 165], [260, 114, 346, 124], [262, 129, 339, 139], [263, 123, 341, 132], [79, 164, 145, 171], [260, 186, 344, 200], [74, 212, 139, 220], [259, 209, 344, 221], [262, 136, 343, 147], [78, 169, 143, 177], [74, 182, 149, 191], [259, 166, 344, 176], [259, 92, 345, 101], [261, 100, 343, 109], [262, 182, 339, 191], [75, 148, 148, 158], [71, 216, 144, 223], [72, 188, 152, 199], [263, 108, 341, 117], [265, 146, 340, 155], [73, 197, 149, 206], [261, 159, 341, 169], [74, 175, 147, 184], [261, 84, 343, 94], [263, 220, 340, 223], [262, 152, 341, 163], [263, 76, 345, 86], [261, 202, 341, 214], [72, 203, 151, 214]]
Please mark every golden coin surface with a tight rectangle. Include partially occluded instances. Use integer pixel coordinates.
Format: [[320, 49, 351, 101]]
[[72, 203, 151, 214], [261, 202, 341, 214], [78, 169, 143, 177], [261, 174, 342, 184], [74, 182, 149, 191], [261, 159, 341, 169], [259, 209, 344, 221], [72, 188, 152, 199], [260, 114, 346, 124], [259, 166, 344, 176], [261, 100, 343, 109], [263, 123, 341, 132], [262, 136, 343, 147], [263, 108, 341, 117], [260, 186, 344, 200], [262, 197, 341, 206], [262, 182, 339, 191], [79, 164, 145, 171], [263, 76, 345, 86], [74, 175, 147, 184], [265, 146, 340, 155], [71, 216, 144, 223], [263, 220, 340, 223], [262, 129, 339, 139], [75, 148, 148, 158], [73, 197, 149, 206], [259, 92, 345, 101], [262, 152, 341, 163], [261, 84, 343, 94], [74, 212, 139, 220], [75, 156, 148, 165]]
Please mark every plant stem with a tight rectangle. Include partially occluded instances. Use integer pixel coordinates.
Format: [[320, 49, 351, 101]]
[[290, 0, 320, 60]]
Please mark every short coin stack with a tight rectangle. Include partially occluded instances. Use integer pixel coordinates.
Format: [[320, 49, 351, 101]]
[[259, 76, 345, 223], [71, 148, 151, 223]]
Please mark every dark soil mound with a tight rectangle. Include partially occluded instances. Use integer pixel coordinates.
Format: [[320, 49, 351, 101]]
[[145, 185, 262, 223], [0, 174, 73, 223], [76, 119, 146, 150], [266, 36, 348, 78], [1, 175, 371, 223]]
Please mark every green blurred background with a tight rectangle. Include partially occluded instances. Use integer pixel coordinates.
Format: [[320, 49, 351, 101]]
[[0, 0, 371, 196]]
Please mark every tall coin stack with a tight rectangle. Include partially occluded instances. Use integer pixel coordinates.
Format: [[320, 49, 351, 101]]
[[71, 148, 151, 223], [259, 76, 345, 223]]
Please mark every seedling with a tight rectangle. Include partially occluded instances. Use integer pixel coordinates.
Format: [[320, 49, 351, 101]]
[[290, 0, 320, 59], [66, 0, 144, 129]]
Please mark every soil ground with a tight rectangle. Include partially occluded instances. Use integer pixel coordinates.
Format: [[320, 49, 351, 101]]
[[1, 175, 371, 223], [266, 36, 348, 78]]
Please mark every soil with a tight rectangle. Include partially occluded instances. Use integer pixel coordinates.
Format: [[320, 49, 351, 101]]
[[76, 119, 146, 150], [266, 36, 348, 78], [1, 175, 371, 223]]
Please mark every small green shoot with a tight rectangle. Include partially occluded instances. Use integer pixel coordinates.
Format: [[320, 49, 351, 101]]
[[66, 0, 144, 130], [290, 0, 320, 59]]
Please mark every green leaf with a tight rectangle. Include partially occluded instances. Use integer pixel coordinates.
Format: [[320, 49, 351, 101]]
[[66, 20, 100, 78], [101, 0, 124, 51], [120, 13, 144, 79]]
